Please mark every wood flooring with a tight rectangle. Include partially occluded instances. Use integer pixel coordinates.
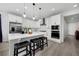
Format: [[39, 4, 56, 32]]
[[36, 36, 79, 56], [0, 36, 79, 56]]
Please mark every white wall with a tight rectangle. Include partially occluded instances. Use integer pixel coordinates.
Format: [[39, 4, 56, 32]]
[[68, 22, 77, 35], [0, 11, 9, 41], [64, 19, 68, 36]]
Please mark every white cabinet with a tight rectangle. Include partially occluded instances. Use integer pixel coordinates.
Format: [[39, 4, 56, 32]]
[[29, 21, 40, 28], [8, 14, 16, 22], [16, 16, 22, 23], [8, 14, 22, 23], [50, 15, 60, 25], [22, 19, 40, 28], [46, 14, 62, 40]]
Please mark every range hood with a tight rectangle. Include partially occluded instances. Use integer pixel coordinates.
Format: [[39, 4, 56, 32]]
[[40, 18, 46, 25]]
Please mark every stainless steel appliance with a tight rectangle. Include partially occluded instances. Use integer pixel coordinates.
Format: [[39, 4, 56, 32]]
[[9, 22, 22, 33], [51, 25, 60, 39], [51, 31, 59, 39]]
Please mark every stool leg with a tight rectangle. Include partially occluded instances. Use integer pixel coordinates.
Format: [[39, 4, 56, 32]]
[[14, 49, 16, 56], [46, 38, 48, 46], [37, 41, 40, 49], [29, 42, 32, 56], [39, 40, 42, 50], [26, 46, 28, 56], [41, 39, 44, 50], [14, 48, 18, 56], [33, 43, 35, 56]]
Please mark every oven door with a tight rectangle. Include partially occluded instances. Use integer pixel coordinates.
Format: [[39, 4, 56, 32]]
[[51, 31, 59, 39]]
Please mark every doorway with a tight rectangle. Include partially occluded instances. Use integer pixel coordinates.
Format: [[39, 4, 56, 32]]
[[64, 14, 79, 40]]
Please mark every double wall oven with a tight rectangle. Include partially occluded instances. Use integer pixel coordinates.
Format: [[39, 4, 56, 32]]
[[51, 25, 60, 39]]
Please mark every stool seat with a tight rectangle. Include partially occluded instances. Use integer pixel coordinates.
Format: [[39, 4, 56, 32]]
[[30, 38, 41, 43], [14, 41, 29, 49]]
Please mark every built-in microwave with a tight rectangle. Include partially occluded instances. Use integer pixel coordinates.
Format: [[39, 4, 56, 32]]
[[9, 22, 22, 33]]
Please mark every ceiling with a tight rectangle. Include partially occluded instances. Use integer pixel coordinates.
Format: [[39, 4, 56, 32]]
[[65, 14, 79, 23], [0, 3, 79, 20]]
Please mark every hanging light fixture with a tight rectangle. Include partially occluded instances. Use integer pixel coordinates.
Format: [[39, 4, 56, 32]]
[[32, 3, 41, 20], [33, 16, 35, 20], [23, 12, 26, 18], [33, 3, 35, 6], [23, 3, 26, 18], [32, 3, 36, 20]]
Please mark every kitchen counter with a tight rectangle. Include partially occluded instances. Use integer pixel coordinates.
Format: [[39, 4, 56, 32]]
[[8, 32, 44, 41]]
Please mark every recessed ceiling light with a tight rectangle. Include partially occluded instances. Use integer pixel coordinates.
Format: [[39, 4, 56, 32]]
[[16, 9, 19, 12], [51, 8, 55, 11], [73, 4, 78, 8]]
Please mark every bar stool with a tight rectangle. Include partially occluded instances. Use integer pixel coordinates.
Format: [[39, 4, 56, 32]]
[[40, 36, 48, 47], [14, 41, 31, 56], [30, 38, 42, 56]]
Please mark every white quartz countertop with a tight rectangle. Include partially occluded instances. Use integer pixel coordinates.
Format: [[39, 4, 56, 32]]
[[8, 32, 44, 41]]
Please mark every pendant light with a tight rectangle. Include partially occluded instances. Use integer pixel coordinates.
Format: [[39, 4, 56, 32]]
[[23, 12, 26, 18], [33, 16, 35, 20], [23, 3, 26, 18], [32, 3, 36, 20]]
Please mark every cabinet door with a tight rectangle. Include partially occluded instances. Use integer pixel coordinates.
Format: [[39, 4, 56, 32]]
[[35, 21, 40, 28], [16, 16, 22, 23], [8, 14, 22, 23], [55, 17, 60, 25], [29, 20, 40, 28], [8, 14, 16, 22], [50, 15, 60, 25]]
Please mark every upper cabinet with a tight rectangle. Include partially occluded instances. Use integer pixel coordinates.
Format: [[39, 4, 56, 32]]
[[22, 19, 40, 28], [50, 14, 61, 25], [16, 16, 22, 23], [47, 14, 61, 26], [8, 14, 22, 23]]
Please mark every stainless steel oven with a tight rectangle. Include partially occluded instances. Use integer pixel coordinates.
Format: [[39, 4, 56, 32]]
[[51, 25, 60, 39], [51, 31, 59, 39]]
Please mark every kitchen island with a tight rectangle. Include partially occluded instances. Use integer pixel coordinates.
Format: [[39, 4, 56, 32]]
[[8, 32, 45, 56]]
